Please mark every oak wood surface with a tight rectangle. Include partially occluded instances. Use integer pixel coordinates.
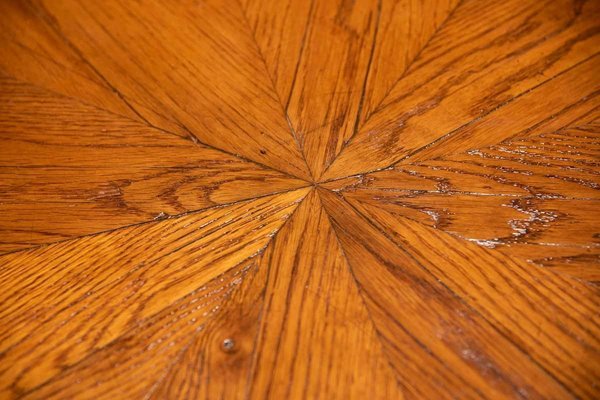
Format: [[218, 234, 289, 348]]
[[0, 0, 598, 399]]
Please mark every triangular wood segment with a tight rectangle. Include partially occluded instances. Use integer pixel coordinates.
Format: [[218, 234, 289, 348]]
[[23, 0, 311, 180], [322, 2, 600, 180], [0, 76, 308, 254], [1, 0, 599, 397], [332, 190, 599, 399], [0, 188, 309, 398], [0, 1, 141, 121], [319, 189, 584, 399], [248, 191, 400, 399], [322, 103, 600, 283], [243, 0, 379, 179]]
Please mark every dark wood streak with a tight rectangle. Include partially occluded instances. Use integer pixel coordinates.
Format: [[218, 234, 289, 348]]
[[319, 188, 598, 399], [0, 188, 310, 397], [322, 0, 600, 180]]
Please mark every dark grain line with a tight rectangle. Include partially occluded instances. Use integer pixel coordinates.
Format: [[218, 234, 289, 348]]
[[319, 0, 383, 180], [0, 184, 310, 259], [364, 0, 465, 125], [329, 189, 580, 399], [236, 0, 315, 181]]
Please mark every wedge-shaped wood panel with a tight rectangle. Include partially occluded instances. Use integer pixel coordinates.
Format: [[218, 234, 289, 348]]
[[249, 191, 400, 399], [0, 76, 307, 253], [337, 193, 599, 399], [323, 2, 600, 179], [35, 0, 311, 179], [0, 188, 309, 397]]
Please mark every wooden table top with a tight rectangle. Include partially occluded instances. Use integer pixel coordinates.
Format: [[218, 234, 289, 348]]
[[0, 0, 598, 398]]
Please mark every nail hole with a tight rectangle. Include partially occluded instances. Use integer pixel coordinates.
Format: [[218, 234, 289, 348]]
[[222, 338, 235, 352]]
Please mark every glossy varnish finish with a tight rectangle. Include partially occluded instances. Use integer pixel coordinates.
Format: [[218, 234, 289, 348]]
[[0, 0, 598, 399]]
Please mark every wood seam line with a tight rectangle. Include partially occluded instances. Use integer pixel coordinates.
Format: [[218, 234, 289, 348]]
[[235, 0, 315, 182], [314, 189, 419, 397], [0, 185, 312, 258], [17, 189, 312, 397], [323, 188, 579, 398], [317, 0, 383, 181], [1, 70, 313, 186], [281, 0, 317, 112], [244, 189, 315, 399], [318, 0, 466, 178], [363, 0, 466, 125], [319, 51, 600, 184], [33, 1, 153, 127]]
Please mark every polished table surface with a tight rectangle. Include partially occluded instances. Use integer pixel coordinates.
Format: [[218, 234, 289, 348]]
[[0, 0, 599, 398]]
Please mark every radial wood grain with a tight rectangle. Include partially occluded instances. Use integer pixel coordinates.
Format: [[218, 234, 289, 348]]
[[0, 76, 307, 254], [319, 189, 578, 399], [249, 191, 400, 399], [1, 0, 599, 398], [32, 0, 311, 180], [325, 189, 599, 399], [323, 103, 600, 282], [323, 0, 600, 179], [0, 188, 309, 397]]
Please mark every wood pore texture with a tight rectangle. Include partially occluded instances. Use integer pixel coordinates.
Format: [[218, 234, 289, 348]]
[[0, 0, 598, 399]]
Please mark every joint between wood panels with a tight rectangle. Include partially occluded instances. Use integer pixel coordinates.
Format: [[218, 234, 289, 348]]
[[0, 184, 312, 259], [327, 189, 580, 399], [33, 2, 153, 128], [361, 0, 466, 128], [319, 51, 600, 183], [234, 0, 315, 182], [318, 0, 383, 181], [314, 188, 410, 397]]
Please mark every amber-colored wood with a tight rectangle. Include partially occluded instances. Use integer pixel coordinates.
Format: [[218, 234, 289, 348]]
[[0, 188, 309, 397], [0, 76, 307, 253], [322, 103, 600, 282], [0, 0, 598, 398], [322, 0, 600, 179]]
